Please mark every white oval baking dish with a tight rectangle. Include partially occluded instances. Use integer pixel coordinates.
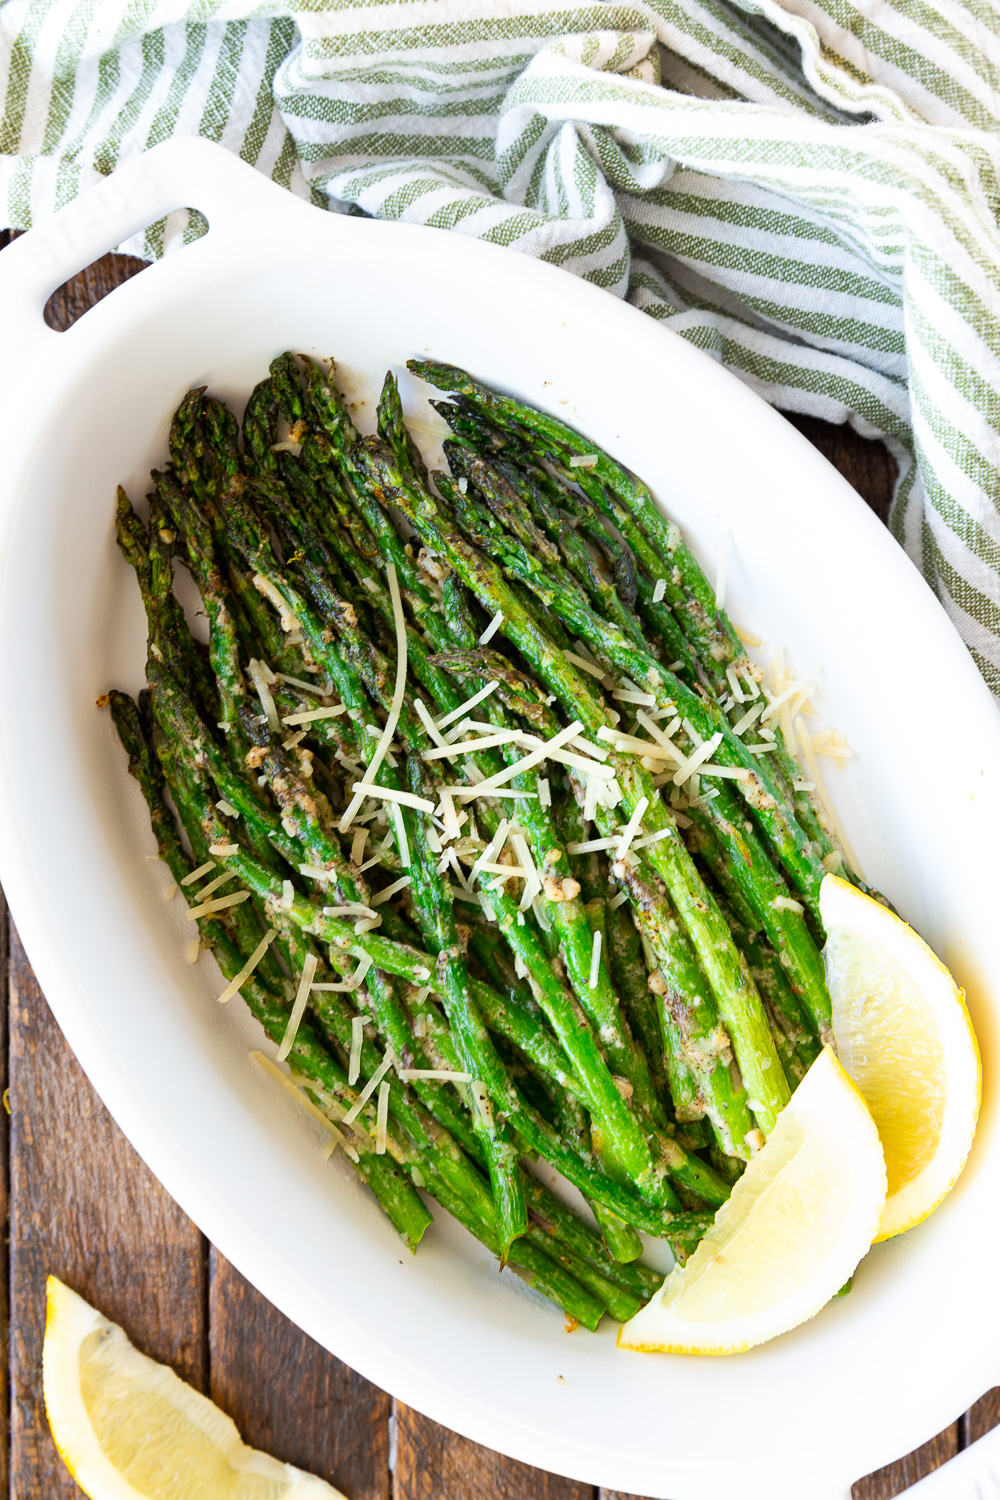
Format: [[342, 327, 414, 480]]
[[0, 137, 998, 1500]]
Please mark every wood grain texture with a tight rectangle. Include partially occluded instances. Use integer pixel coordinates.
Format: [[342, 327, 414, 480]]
[[853, 1426, 960, 1499], [964, 1388, 1000, 1444], [42, 249, 147, 331], [0, 244, 977, 1500], [209, 1250, 391, 1499], [8, 924, 207, 1497], [393, 1403, 595, 1500]]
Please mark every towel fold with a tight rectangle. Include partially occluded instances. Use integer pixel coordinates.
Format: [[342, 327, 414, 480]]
[[4, 0, 1000, 691]]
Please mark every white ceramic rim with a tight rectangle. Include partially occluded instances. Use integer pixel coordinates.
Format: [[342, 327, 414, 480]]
[[0, 139, 998, 1500]]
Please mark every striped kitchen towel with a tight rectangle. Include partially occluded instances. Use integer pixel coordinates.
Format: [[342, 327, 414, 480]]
[[2, 0, 1000, 691]]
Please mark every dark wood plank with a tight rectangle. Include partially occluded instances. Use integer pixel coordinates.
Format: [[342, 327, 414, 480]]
[[853, 1426, 960, 1498], [209, 1250, 391, 1498], [43, 249, 146, 331], [393, 1401, 595, 1500], [8, 924, 207, 1496], [964, 1388, 1000, 1444], [782, 411, 898, 525]]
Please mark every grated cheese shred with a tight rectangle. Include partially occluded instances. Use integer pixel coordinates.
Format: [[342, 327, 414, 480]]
[[342, 1048, 396, 1127], [478, 610, 504, 646], [217, 929, 277, 1005], [277, 953, 320, 1062], [340, 562, 408, 832], [589, 930, 603, 989], [375, 1080, 390, 1154]]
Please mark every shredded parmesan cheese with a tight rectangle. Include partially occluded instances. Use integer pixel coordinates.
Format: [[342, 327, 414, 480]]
[[479, 609, 504, 645], [631, 827, 673, 851], [732, 702, 765, 736], [209, 843, 239, 857], [216, 799, 239, 818], [671, 732, 724, 786], [612, 688, 657, 707], [276, 953, 320, 1062], [375, 1080, 390, 1154], [281, 705, 347, 726], [423, 729, 519, 761], [569, 453, 599, 468], [349, 1014, 365, 1085], [391, 804, 411, 869], [462, 721, 584, 796], [609, 889, 629, 910], [181, 860, 215, 887], [735, 625, 762, 647], [652, 578, 666, 604], [342, 1048, 396, 1126], [796, 719, 864, 877], [537, 776, 551, 808], [340, 563, 408, 832], [563, 649, 607, 681], [351, 783, 435, 814], [589, 930, 603, 989], [252, 1052, 357, 1162], [726, 666, 746, 704], [398, 1069, 473, 1082], [614, 797, 648, 863], [372, 875, 412, 905], [217, 930, 277, 1004], [435, 681, 499, 731], [414, 698, 451, 750], [186, 890, 250, 920], [697, 763, 750, 780], [248, 658, 280, 732]]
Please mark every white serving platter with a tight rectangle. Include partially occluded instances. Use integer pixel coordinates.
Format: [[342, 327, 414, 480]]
[[0, 137, 998, 1500]]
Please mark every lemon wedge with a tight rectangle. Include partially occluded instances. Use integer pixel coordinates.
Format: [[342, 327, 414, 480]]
[[617, 1048, 886, 1355], [43, 1277, 343, 1500], [822, 874, 981, 1242]]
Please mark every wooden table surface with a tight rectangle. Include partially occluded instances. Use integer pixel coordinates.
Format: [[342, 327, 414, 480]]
[[0, 240, 995, 1500]]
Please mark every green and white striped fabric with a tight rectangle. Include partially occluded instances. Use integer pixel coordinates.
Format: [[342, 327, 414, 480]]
[[3, 0, 1000, 690]]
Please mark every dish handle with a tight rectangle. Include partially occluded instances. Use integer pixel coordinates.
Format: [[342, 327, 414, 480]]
[[0, 137, 289, 385]]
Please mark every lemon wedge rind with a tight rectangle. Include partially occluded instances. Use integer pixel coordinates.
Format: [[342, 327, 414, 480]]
[[43, 1276, 342, 1500], [617, 1048, 886, 1356], [822, 874, 981, 1243]]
